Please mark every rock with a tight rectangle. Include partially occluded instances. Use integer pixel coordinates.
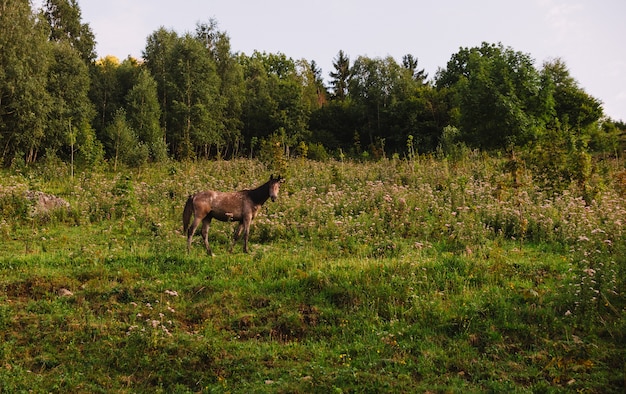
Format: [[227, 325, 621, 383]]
[[58, 288, 73, 297], [24, 191, 70, 215]]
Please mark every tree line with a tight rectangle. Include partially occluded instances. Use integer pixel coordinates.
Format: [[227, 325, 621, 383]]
[[1, 0, 624, 170]]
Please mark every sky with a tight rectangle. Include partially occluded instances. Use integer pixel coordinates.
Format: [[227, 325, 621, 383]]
[[38, 0, 626, 121]]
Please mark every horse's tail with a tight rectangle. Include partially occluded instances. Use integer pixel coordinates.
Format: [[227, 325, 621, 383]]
[[182, 195, 194, 233]]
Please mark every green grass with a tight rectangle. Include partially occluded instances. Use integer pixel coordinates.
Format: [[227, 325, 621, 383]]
[[0, 156, 624, 392]]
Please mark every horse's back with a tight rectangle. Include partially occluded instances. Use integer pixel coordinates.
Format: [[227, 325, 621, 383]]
[[194, 190, 245, 222]]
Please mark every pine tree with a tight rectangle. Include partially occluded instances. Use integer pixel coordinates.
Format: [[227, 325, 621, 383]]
[[329, 50, 350, 101]]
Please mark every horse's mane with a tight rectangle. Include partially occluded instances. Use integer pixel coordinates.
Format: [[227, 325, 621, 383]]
[[244, 180, 271, 205]]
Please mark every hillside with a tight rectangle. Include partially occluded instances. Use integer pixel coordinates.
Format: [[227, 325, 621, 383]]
[[0, 156, 624, 392]]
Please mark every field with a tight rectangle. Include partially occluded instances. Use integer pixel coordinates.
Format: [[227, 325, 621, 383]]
[[1, 154, 625, 393]]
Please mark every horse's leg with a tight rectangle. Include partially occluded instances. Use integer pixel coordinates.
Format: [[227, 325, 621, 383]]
[[187, 216, 202, 254], [242, 219, 251, 253], [230, 222, 244, 253], [201, 217, 214, 256]]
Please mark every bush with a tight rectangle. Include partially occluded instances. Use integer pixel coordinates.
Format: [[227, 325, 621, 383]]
[[307, 142, 329, 161]]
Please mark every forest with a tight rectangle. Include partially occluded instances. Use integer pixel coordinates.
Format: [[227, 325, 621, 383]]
[[1, 0, 625, 170]]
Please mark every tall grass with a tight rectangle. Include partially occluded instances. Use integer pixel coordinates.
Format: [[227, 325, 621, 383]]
[[0, 153, 624, 392]]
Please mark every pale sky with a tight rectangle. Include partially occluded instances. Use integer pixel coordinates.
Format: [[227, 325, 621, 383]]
[[38, 0, 626, 121]]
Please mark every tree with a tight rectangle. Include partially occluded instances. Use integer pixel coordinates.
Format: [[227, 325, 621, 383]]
[[0, 0, 52, 165], [387, 85, 447, 153], [527, 59, 606, 195], [168, 33, 221, 159], [45, 40, 99, 165], [240, 51, 311, 156], [240, 53, 276, 148], [143, 28, 178, 141], [540, 58, 602, 131], [105, 109, 147, 170], [310, 60, 328, 107], [297, 59, 327, 111], [349, 55, 402, 152], [144, 27, 226, 159], [44, 0, 96, 64], [329, 50, 350, 101], [89, 56, 123, 140], [308, 100, 361, 152], [402, 54, 427, 83], [125, 69, 166, 162], [344, 55, 445, 155], [196, 20, 245, 157], [435, 42, 548, 150]]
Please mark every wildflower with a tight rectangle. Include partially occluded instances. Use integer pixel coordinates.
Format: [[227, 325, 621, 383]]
[[564, 310, 572, 316], [165, 289, 179, 297], [583, 268, 596, 277]]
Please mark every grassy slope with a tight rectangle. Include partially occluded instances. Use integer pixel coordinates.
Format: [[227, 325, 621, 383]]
[[0, 156, 624, 393]]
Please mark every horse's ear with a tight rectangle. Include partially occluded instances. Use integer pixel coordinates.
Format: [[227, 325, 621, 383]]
[[270, 174, 275, 181]]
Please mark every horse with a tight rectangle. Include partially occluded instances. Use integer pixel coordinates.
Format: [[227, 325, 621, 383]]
[[182, 175, 284, 255]]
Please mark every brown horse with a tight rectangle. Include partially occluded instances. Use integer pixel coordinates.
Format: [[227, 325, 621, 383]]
[[183, 175, 284, 255]]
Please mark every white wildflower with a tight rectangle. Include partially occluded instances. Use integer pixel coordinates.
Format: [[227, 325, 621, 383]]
[[583, 268, 596, 277]]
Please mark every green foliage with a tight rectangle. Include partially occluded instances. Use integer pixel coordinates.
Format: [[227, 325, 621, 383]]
[[125, 69, 166, 162], [541, 59, 603, 131], [1, 2, 613, 165], [307, 142, 329, 161], [0, 0, 52, 165], [258, 134, 288, 175], [239, 51, 313, 155], [329, 50, 350, 100], [436, 42, 545, 149], [196, 20, 245, 158], [168, 34, 221, 160], [89, 55, 123, 135], [347, 55, 443, 154], [44, 0, 97, 63], [105, 109, 147, 169], [74, 123, 105, 168], [525, 121, 597, 200], [143, 27, 178, 133], [438, 125, 465, 157]]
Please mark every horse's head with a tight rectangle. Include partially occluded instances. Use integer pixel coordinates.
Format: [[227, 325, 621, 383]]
[[268, 174, 285, 202]]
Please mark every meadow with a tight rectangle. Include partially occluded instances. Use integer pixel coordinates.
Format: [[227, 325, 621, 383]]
[[0, 153, 624, 393]]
